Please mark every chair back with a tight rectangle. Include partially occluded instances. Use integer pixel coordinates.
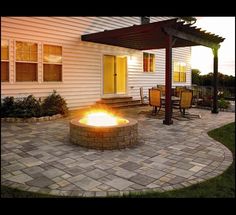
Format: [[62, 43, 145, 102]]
[[180, 90, 193, 109], [175, 86, 187, 97], [149, 88, 161, 107]]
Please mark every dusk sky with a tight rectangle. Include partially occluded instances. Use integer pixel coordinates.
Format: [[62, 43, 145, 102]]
[[191, 17, 235, 76]]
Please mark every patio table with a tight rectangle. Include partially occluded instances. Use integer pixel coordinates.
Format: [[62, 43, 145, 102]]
[[161, 96, 180, 114]]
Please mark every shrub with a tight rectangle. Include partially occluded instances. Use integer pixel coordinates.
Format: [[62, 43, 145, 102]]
[[218, 98, 230, 110], [1, 91, 68, 118], [41, 90, 68, 116], [14, 95, 42, 118], [1, 97, 15, 117]]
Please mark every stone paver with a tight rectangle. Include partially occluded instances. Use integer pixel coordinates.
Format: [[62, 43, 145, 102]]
[[18, 157, 44, 167], [1, 107, 234, 197], [105, 177, 134, 190], [85, 169, 108, 179], [7, 173, 33, 183], [22, 166, 45, 176], [73, 176, 101, 190], [113, 167, 137, 179], [129, 173, 156, 186], [26, 176, 55, 188], [42, 168, 65, 179], [119, 161, 142, 171], [63, 167, 85, 176]]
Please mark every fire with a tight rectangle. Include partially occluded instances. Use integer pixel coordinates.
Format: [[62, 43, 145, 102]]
[[79, 110, 128, 127]]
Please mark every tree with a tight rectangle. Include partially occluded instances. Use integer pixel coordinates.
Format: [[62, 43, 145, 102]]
[[192, 69, 202, 85], [202, 73, 213, 86]]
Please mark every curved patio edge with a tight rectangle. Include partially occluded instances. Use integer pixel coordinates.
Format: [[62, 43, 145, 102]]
[[1, 109, 234, 197]]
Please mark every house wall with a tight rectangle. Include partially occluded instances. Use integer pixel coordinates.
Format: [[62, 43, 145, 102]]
[[1, 17, 191, 110]]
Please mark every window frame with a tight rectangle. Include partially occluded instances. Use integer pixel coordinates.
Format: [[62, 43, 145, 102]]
[[173, 61, 187, 83], [143, 52, 155, 73], [42, 43, 63, 82], [1, 39, 10, 82], [15, 40, 39, 82]]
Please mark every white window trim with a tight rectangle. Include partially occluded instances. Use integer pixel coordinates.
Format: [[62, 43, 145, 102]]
[[42, 43, 63, 83], [14, 40, 39, 83], [173, 61, 187, 83], [143, 52, 156, 73], [1, 39, 10, 83]]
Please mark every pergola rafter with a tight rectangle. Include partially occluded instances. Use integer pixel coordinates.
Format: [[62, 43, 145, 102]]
[[163, 27, 221, 49]]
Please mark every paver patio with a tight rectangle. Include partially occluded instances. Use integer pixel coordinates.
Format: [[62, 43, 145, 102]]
[[1, 107, 234, 197]]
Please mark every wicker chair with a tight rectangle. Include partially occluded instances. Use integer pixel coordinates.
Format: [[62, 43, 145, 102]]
[[149, 88, 162, 115], [179, 89, 193, 116]]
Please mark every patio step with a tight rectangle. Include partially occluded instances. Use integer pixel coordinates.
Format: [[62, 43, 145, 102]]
[[96, 96, 144, 108], [98, 96, 133, 104]]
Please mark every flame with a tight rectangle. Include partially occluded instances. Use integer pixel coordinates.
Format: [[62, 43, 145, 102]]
[[79, 110, 128, 127]]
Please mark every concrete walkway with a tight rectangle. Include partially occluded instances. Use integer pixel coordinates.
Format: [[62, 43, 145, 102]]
[[1, 107, 234, 197]]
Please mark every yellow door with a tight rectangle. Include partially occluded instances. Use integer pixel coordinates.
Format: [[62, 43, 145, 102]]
[[103, 55, 115, 94], [103, 55, 127, 95], [116, 56, 127, 94]]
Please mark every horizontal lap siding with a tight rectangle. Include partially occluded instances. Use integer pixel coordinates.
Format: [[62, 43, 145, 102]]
[[1, 17, 191, 110]]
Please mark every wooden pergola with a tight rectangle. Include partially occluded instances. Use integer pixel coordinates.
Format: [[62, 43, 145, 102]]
[[81, 18, 225, 125]]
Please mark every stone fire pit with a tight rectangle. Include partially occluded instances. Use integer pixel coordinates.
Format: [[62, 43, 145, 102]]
[[69, 117, 138, 150]]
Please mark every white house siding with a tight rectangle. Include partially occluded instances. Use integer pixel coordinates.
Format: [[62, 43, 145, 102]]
[[1, 16, 191, 110]]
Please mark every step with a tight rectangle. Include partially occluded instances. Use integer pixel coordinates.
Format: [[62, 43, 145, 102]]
[[101, 100, 142, 108], [99, 97, 133, 104], [111, 103, 146, 108], [101, 96, 132, 100], [97, 98, 134, 104]]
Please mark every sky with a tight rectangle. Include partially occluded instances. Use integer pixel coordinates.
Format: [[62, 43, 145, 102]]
[[191, 17, 235, 76]]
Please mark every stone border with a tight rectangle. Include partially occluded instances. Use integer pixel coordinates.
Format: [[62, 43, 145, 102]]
[[1, 114, 63, 123], [70, 117, 138, 150]]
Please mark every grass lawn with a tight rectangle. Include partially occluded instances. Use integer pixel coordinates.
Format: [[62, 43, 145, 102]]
[[1, 122, 235, 198]]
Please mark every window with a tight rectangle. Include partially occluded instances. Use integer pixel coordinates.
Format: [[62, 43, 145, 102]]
[[1, 40, 9, 82], [141, 17, 150, 24], [43, 44, 62, 81], [173, 62, 186, 82], [16, 41, 38, 82], [143, 52, 155, 72]]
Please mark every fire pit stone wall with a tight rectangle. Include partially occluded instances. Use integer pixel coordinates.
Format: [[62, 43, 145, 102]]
[[70, 117, 138, 150]]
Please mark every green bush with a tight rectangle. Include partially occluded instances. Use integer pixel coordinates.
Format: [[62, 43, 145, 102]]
[[41, 90, 68, 116], [14, 95, 42, 118], [1, 91, 68, 118], [218, 98, 230, 110], [1, 97, 15, 117]]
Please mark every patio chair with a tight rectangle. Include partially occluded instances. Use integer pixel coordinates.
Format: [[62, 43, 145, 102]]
[[156, 85, 165, 96], [149, 88, 162, 115], [174, 89, 201, 119], [179, 89, 193, 116], [174, 86, 187, 97]]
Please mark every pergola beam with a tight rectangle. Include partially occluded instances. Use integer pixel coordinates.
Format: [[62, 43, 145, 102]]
[[163, 27, 220, 49]]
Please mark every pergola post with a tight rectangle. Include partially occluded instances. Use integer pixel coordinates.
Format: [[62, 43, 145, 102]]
[[212, 47, 219, 114], [163, 34, 173, 125]]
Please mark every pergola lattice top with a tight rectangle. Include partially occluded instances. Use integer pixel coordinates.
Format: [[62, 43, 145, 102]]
[[81, 18, 225, 50]]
